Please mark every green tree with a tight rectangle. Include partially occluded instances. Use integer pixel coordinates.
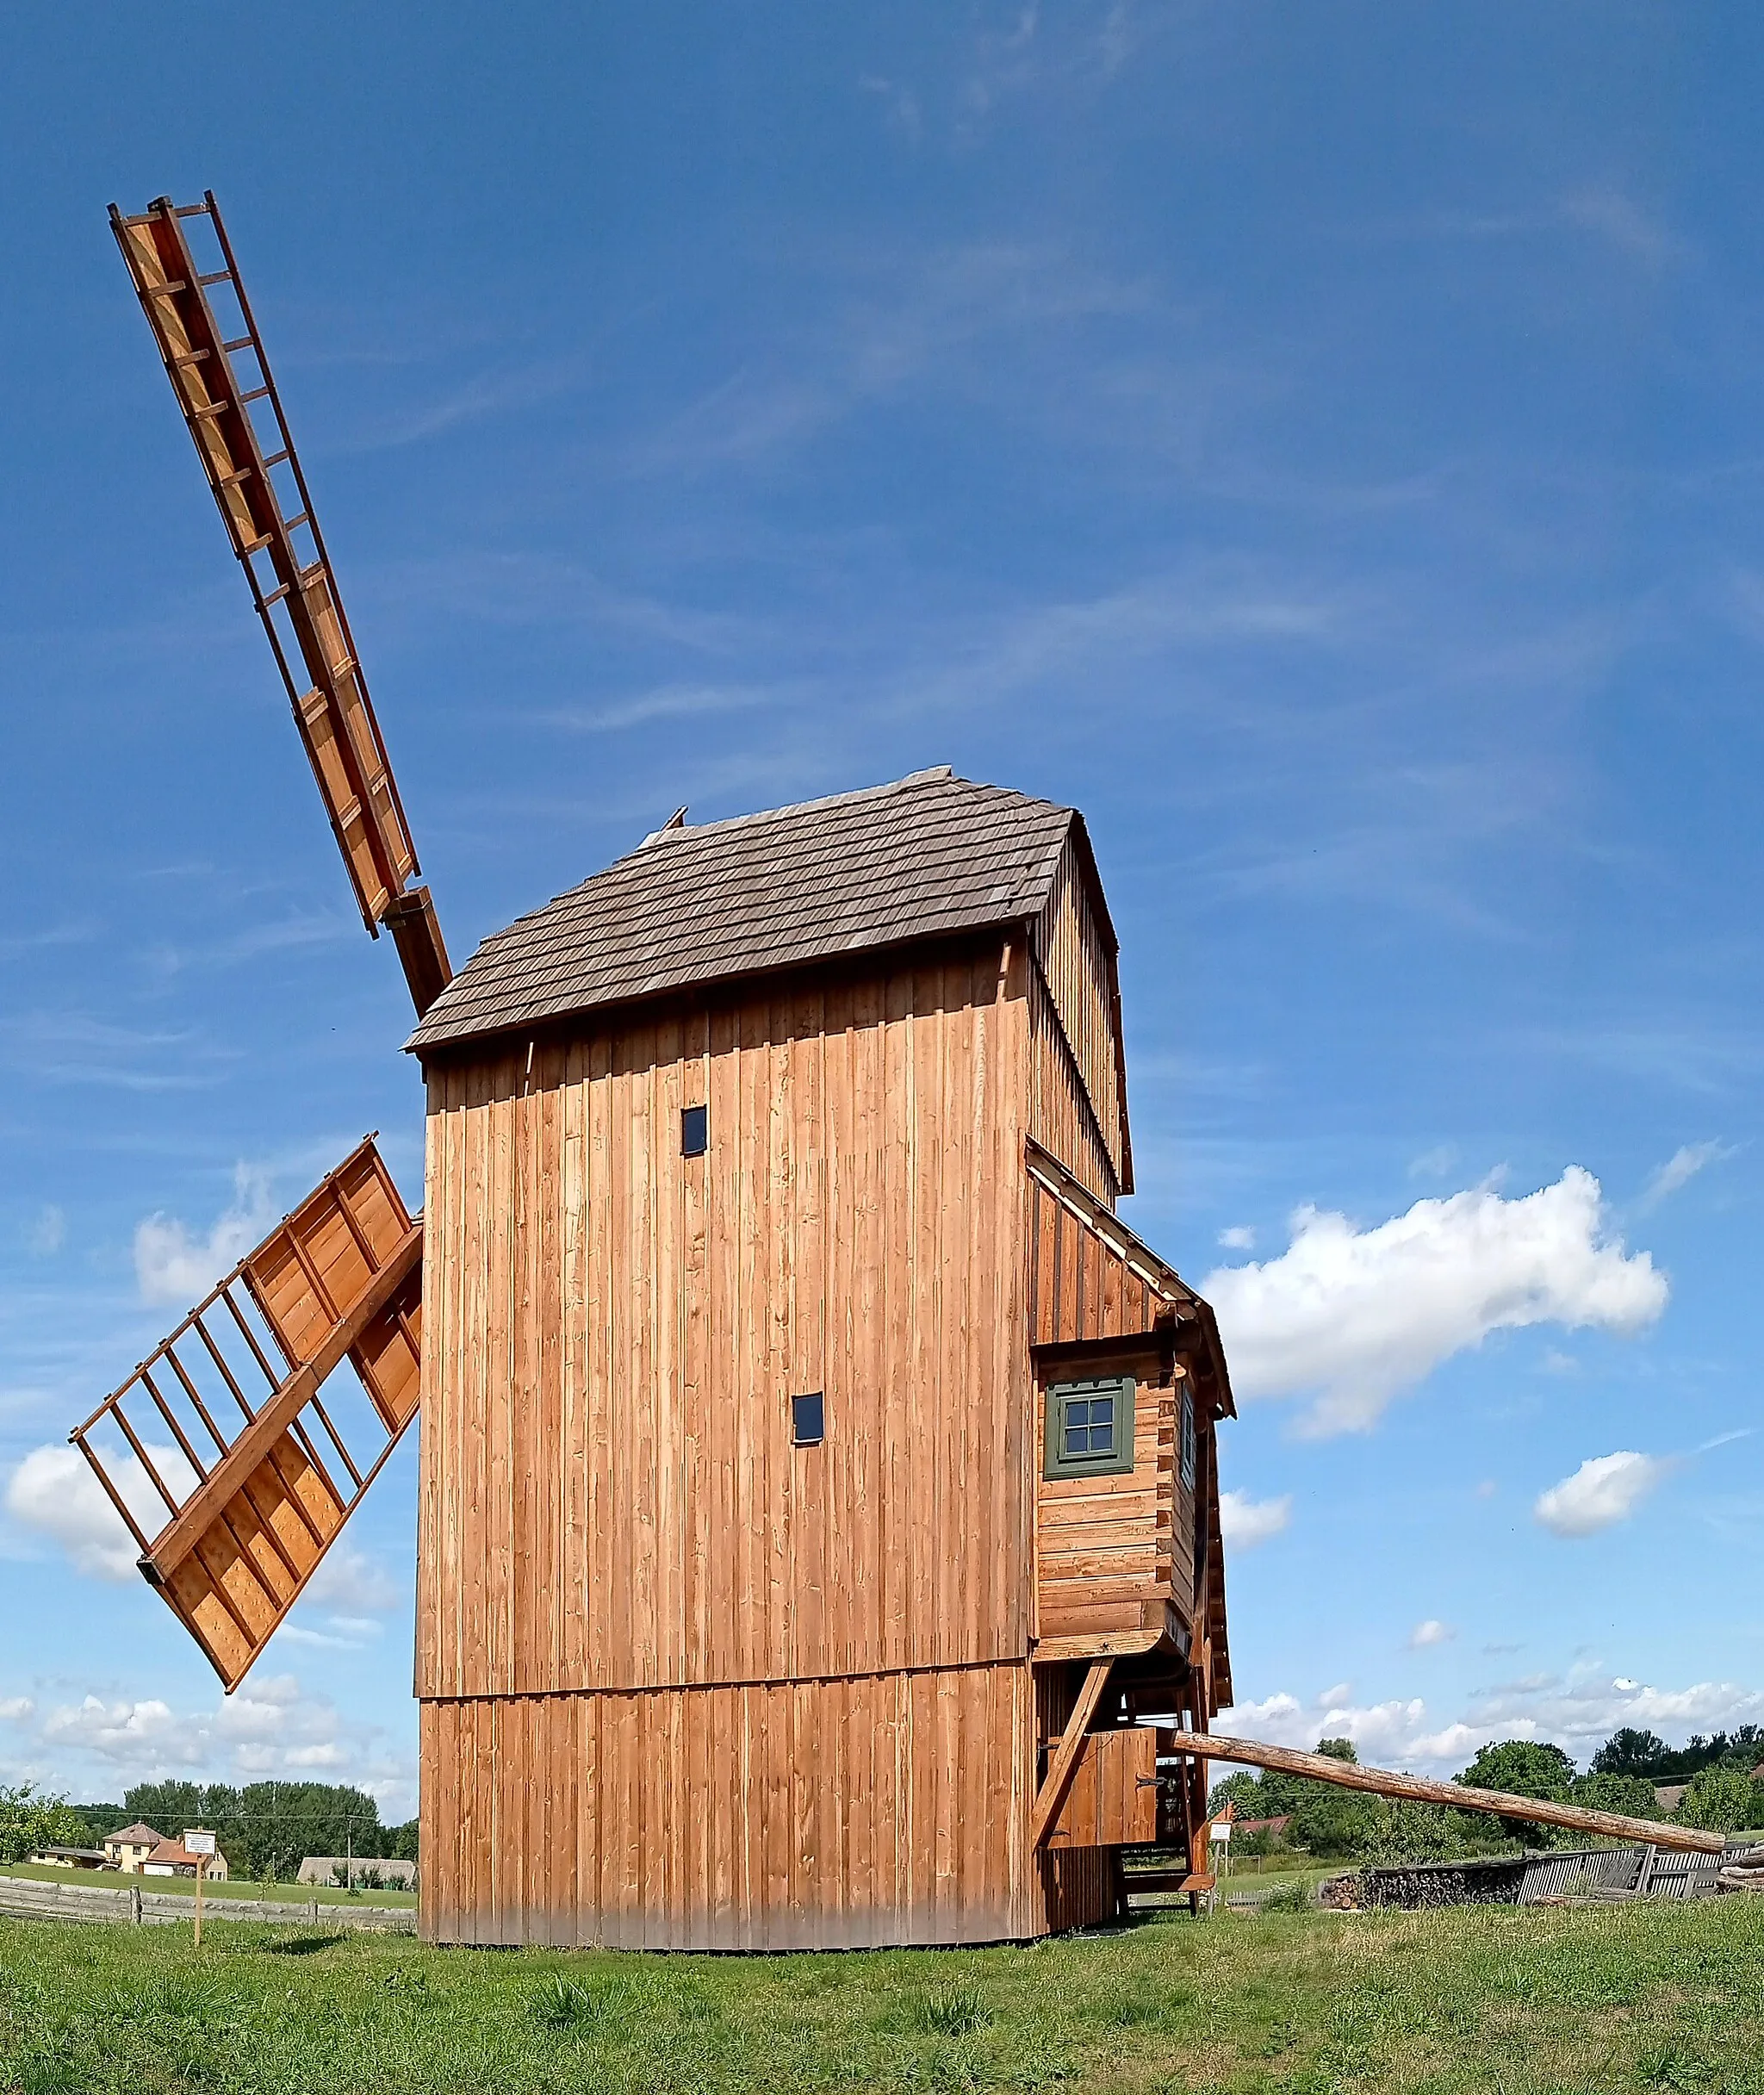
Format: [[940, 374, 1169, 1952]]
[[1456, 1740, 1577, 1846], [1679, 1765, 1762, 1834], [1570, 1770, 1660, 1821], [0, 1785, 90, 1864], [1591, 1727, 1674, 1780], [1288, 1786, 1374, 1859]]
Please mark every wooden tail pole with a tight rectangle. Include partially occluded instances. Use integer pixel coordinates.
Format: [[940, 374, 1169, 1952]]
[[1162, 1731, 1727, 1856]]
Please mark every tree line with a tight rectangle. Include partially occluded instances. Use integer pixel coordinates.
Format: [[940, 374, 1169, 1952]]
[[2, 1781, 417, 1880], [1209, 1725, 1764, 1865]]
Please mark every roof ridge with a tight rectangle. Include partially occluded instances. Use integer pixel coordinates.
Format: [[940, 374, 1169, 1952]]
[[632, 765, 1063, 851]]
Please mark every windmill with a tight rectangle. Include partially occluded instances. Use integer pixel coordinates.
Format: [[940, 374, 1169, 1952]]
[[62, 195, 1715, 1951], [70, 194, 445, 1693]]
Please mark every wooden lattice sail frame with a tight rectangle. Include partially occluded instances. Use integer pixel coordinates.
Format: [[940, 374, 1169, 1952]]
[[71, 1138, 422, 1691], [109, 192, 450, 1018]]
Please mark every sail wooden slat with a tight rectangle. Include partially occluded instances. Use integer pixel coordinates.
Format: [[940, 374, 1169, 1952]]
[[69, 1135, 423, 1691]]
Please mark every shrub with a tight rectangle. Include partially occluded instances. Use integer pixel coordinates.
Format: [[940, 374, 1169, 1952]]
[[1679, 1766, 1763, 1833]]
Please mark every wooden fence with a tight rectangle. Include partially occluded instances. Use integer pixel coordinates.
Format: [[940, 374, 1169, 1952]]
[[0, 1873, 414, 1932]]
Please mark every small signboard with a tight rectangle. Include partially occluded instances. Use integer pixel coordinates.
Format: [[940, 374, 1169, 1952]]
[[1209, 1820, 1232, 1843], [183, 1830, 217, 1856]]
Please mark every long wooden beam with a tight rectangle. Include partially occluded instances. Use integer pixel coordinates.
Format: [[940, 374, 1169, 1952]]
[[140, 1224, 422, 1585], [1032, 1658, 1115, 1849], [1161, 1731, 1724, 1856]]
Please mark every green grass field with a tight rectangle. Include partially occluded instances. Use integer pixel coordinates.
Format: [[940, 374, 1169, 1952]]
[[2, 1897, 1761, 2093], [0, 1862, 416, 1908]]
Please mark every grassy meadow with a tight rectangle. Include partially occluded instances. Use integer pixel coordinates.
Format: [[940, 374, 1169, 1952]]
[[2, 1896, 1761, 2094]]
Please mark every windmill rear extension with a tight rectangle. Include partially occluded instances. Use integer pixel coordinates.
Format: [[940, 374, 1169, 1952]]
[[73, 192, 1240, 1949]]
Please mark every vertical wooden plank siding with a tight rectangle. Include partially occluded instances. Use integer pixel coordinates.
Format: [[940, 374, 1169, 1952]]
[[414, 939, 1055, 1946], [418, 944, 1031, 1700], [418, 1662, 1036, 1949], [1028, 967, 1117, 1204], [1029, 842, 1123, 1190]]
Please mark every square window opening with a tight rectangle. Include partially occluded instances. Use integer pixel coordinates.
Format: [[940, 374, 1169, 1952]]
[[1043, 1376, 1135, 1479], [681, 1104, 708, 1157], [792, 1391, 824, 1446]]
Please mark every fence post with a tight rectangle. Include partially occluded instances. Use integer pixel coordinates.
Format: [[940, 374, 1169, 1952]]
[[132, 1883, 143, 1926]]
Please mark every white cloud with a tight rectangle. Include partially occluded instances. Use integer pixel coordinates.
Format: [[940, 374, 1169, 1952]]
[[1316, 1682, 1352, 1706], [303, 1545, 401, 1614], [1639, 1140, 1734, 1211], [1408, 1619, 1455, 1649], [1217, 1225, 1256, 1251], [0, 1698, 34, 1723], [5, 1439, 198, 1578], [134, 1163, 273, 1307], [27, 1204, 65, 1256], [8, 1445, 147, 1579], [1534, 1451, 1668, 1538], [1219, 1690, 1432, 1769], [1217, 1489, 1291, 1549], [1202, 1167, 1668, 1434]]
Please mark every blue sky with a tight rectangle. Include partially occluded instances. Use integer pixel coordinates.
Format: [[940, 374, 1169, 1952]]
[[3, 3, 1761, 1815]]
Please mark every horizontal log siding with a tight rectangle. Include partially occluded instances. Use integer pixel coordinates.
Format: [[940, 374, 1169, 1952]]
[[1037, 1368, 1187, 1644]]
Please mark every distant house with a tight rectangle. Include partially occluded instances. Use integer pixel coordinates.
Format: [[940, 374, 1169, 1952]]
[[101, 1824, 165, 1874], [141, 1835, 229, 1880], [298, 1856, 416, 1890], [1654, 1785, 1689, 1814], [1238, 1816, 1293, 1840], [26, 1845, 111, 1870]]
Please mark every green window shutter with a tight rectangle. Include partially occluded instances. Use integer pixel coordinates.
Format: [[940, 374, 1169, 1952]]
[[1043, 1375, 1136, 1480]]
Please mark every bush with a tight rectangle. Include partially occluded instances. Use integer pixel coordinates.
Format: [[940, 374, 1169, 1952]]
[[1571, 1771, 1661, 1821], [1679, 1766, 1764, 1833]]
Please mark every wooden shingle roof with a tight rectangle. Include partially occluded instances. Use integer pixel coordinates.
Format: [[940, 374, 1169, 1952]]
[[407, 768, 1080, 1054]]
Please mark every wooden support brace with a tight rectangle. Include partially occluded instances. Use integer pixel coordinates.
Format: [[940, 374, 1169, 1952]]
[[1031, 1657, 1115, 1849]]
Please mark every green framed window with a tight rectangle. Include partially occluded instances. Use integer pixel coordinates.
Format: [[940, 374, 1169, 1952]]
[[1179, 1381, 1197, 1489], [1043, 1375, 1136, 1480]]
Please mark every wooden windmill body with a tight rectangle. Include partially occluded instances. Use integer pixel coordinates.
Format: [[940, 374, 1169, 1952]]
[[74, 197, 1237, 1950]]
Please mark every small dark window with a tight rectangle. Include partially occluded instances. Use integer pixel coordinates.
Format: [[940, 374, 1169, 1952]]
[[1179, 1382, 1197, 1489], [1043, 1376, 1135, 1479], [681, 1104, 708, 1157], [792, 1392, 824, 1445]]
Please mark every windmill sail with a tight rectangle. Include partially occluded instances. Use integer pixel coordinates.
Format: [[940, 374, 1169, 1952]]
[[71, 1138, 422, 1692], [110, 193, 450, 1018]]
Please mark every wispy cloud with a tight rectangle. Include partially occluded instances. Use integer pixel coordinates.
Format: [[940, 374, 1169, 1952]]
[[134, 1163, 275, 1306], [0, 1011, 238, 1093], [1637, 1140, 1736, 1212]]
